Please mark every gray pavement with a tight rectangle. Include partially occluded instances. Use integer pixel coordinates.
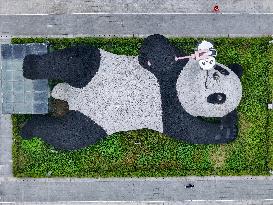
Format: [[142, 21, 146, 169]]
[[9, 201, 273, 205], [1, 0, 273, 37], [1, 177, 273, 203], [0, 115, 13, 177], [0, 13, 273, 37], [0, 38, 13, 178], [0, 0, 273, 14]]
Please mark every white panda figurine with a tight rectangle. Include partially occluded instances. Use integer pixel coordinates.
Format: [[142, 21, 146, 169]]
[[21, 34, 243, 150], [197, 40, 217, 71]]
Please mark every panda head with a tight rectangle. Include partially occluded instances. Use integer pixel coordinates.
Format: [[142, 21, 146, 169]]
[[176, 60, 242, 117]]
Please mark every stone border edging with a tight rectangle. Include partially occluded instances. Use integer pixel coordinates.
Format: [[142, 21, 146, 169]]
[[2, 176, 273, 182]]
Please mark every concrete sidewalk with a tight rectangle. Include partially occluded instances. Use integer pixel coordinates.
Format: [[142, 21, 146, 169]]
[[9, 201, 273, 205], [0, 0, 273, 14], [0, 39, 13, 178], [1, 177, 273, 203], [0, 0, 273, 38], [0, 13, 273, 37], [0, 115, 13, 177]]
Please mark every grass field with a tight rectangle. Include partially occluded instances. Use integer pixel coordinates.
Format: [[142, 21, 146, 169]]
[[11, 37, 273, 177]]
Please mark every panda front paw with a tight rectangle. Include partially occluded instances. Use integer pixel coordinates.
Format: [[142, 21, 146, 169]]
[[20, 115, 44, 140], [21, 121, 35, 139]]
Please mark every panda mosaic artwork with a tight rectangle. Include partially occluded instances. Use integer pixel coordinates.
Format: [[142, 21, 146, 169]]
[[21, 34, 243, 150]]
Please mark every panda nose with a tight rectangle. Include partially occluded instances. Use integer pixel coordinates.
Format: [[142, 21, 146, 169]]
[[207, 93, 226, 104]]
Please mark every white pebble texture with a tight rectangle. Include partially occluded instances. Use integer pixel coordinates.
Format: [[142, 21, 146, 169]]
[[176, 59, 242, 117], [51, 50, 163, 135]]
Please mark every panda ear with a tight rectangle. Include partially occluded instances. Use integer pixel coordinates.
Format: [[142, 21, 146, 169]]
[[228, 64, 243, 79]]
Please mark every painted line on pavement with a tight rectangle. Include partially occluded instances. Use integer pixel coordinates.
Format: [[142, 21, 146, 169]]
[[72, 12, 241, 15], [1, 12, 273, 16], [2, 200, 273, 203], [0, 13, 49, 16]]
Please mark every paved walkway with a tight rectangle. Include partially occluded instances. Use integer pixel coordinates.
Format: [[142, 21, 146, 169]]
[[0, 38, 13, 178], [0, 0, 273, 37], [9, 202, 273, 205], [0, 0, 273, 14], [1, 177, 273, 203], [0, 115, 13, 177], [1, 13, 273, 37]]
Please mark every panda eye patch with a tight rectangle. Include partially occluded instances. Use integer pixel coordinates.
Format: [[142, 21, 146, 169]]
[[214, 65, 230, 75], [202, 61, 206, 65], [209, 60, 214, 64], [213, 72, 220, 80]]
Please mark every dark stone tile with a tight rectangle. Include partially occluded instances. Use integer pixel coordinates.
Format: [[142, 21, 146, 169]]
[[34, 91, 48, 102], [1, 44, 12, 59], [33, 44, 48, 55], [12, 44, 26, 59], [33, 102, 48, 113], [25, 44, 35, 55], [26, 43, 47, 55], [33, 80, 48, 91]]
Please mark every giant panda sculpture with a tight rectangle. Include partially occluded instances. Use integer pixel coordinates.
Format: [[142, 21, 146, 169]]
[[21, 34, 243, 150]]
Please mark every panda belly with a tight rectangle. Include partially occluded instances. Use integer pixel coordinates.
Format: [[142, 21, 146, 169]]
[[52, 50, 164, 135]]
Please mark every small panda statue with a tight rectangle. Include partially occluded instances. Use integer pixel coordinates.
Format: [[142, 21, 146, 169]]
[[21, 34, 243, 150]]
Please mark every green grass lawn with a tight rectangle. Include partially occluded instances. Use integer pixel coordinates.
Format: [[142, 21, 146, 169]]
[[11, 37, 273, 177], [267, 43, 273, 171]]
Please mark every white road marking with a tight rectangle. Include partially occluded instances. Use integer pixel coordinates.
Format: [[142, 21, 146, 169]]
[[3, 200, 273, 203], [249, 13, 273, 15], [0, 13, 49, 16], [72, 12, 273, 15], [72, 12, 241, 15], [0, 12, 272, 16], [185, 200, 236, 202]]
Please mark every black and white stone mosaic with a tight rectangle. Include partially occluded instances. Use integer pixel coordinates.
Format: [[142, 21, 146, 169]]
[[21, 34, 243, 150]]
